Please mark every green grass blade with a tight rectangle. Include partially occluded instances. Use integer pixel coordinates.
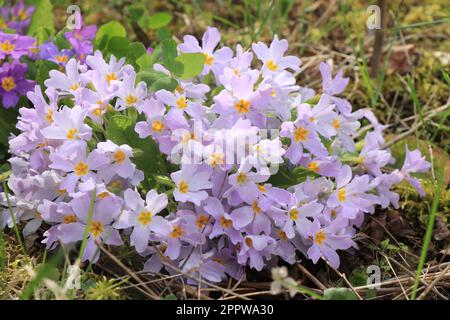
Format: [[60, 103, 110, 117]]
[[410, 156, 447, 299], [78, 189, 97, 261], [2, 180, 28, 260]]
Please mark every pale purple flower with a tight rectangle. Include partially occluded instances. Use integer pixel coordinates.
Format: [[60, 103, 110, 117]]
[[252, 35, 301, 77], [400, 145, 431, 197], [97, 140, 136, 180], [49, 141, 109, 192], [327, 165, 379, 219], [115, 70, 146, 111], [178, 26, 233, 77], [41, 105, 92, 143], [319, 61, 351, 115], [115, 189, 170, 253], [237, 234, 276, 271], [58, 193, 123, 262], [171, 165, 212, 206], [306, 218, 356, 268], [203, 197, 241, 244]]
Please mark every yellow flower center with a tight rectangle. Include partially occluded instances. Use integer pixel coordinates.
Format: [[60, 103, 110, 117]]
[[170, 225, 184, 239], [18, 9, 28, 20], [89, 220, 104, 238], [310, 116, 315, 123], [70, 83, 79, 91], [63, 214, 77, 224], [97, 191, 110, 199], [204, 53, 214, 66], [1, 76, 16, 91], [236, 172, 248, 185], [308, 161, 320, 173], [93, 107, 103, 117], [209, 152, 224, 167], [178, 180, 189, 194], [137, 211, 153, 226], [245, 237, 253, 248], [106, 72, 117, 84], [113, 150, 126, 164], [152, 120, 165, 133], [278, 230, 288, 241], [74, 161, 89, 176], [109, 180, 122, 189], [195, 214, 209, 229], [0, 40, 15, 53], [293, 126, 309, 142], [330, 210, 337, 219], [125, 94, 138, 106], [219, 216, 233, 229], [252, 200, 262, 214], [175, 84, 184, 94], [332, 118, 340, 129], [266, 59, 278, 71], [176, 96, 188, 109], [55, 54, 69, 63], [66, 128, 79, 140], [338, 188, 346, 202], [234, 99, 251, 114], [258, 184, 267, 193], [289, 209, 299, 220], [46, 109, 54, 124], [314, 230, 327, 245]]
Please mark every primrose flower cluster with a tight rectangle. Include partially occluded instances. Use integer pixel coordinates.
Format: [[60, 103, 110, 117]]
[[1, 27, 431, 283], [0, 3, 96, 108]]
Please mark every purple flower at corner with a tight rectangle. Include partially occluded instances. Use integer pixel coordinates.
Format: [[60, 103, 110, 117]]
[[0, 1, 35, 34], [0, 60, 34, 108], [0, 32, 35, 59]]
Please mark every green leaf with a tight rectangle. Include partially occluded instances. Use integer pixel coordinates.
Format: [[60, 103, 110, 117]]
[[36, 60, 58, 87], [105, 115, 167, 176], [137, 69, 178, 92], [0, 107, 18, 147], [136, 53, 152, 71], [94, 21, 126, 50], [107, 37, 130, 59], [148, 12, 173, 29], [175, 53, 206, 79], [323, 288, 358, 300], [27, 0, 55, 42], [163, 294, 177, 300], [128, 3, 146, 21], [54, 29, 72, 49], [126, 42, 147, 69], [160, 39, 184, 75]]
